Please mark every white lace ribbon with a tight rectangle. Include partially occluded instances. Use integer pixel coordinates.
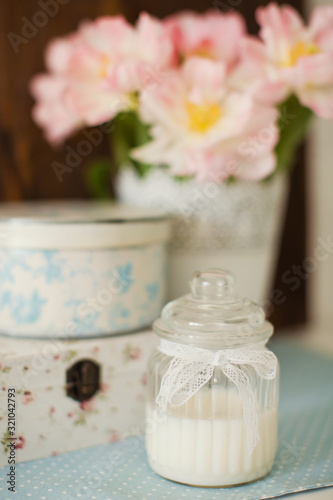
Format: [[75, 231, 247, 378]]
[[157, 339, 277, 454]]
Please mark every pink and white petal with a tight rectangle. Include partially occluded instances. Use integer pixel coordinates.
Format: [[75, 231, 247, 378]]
[[164, 10, 245, 67], [190, 150, 237, 183], [132, 130, 185, 172], [239, 104, 279, 142], [229, 37, 289, 104], [238, 36, 268, 64], [108, 60, 145, 93], [257, 3, 304, 41], [64, 82, 122, 126], [243, 76, 289, 106], [182, 148, 204, 177], [279, 5, 304, 35], [229, 39, 268, 89], [136, 12, 175, 67], [167, 146, 230, 181], [294, 53, 333, 87], [235, 153, 276, 180], [139, 74, 187, 132], [202, 11, 246, 64], [234, 108, 279, 170], [43, 117, 80, 145], [309, 7, 333, 50], [45, 34, 79, 73], [214, 104, 279, 174], [217, 92, 254, 138], [164, 11, 212, 54], [79, 16, 135, 57], [131, 136, 170, 166], [29, 74, 65, 101], [101, 14, 174, 95], [168, 146, 199, 177], [32, 102, 80, 145], [297, 86, 333, 119], [30, 73, 81, 144], [184, 57, 226, 103], [230, 62, 289, 106], [257, 3, 305, 62], [67, 45, 109, 80]]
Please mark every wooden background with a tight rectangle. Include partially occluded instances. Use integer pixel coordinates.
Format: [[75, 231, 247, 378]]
[[0, 0, 307, 328]]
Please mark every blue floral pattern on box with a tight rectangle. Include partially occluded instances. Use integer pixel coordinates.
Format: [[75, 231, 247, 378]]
[[0, 244, 167, 337]]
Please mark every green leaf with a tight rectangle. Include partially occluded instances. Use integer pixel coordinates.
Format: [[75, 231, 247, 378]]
[[225, 176, 237, 186], [111, 111, 153, 178], [85, 158, 113, 199], [274, 94, 313, 175], [173, 175, 193, 182]]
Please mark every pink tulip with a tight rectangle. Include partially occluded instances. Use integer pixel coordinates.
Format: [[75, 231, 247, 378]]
[[30, 14, 174, 143], [165, 10, 246, 70], [132, 57, 278, 182], [46, 16, 135, 129], [234, 3, 333, 118], [30, 27, 116, 144]]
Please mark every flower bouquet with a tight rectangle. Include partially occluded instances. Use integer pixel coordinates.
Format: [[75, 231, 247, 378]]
[[30, 3, 333, 300]]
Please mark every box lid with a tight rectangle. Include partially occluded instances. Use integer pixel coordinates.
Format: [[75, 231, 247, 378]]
[[0, 330, 157, 390], [0, 201, 170, 249]]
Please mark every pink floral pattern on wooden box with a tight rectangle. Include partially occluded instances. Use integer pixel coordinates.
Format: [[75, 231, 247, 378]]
[[0, 330, 157, 465]]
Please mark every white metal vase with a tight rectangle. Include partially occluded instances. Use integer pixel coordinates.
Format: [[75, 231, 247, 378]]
[[116, 167, 288, 303]]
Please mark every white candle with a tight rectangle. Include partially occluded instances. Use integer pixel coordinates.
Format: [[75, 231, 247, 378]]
[[146, 388, 278, 487]]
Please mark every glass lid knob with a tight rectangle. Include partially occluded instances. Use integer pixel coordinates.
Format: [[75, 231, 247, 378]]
[[190, 269, 236, 301]]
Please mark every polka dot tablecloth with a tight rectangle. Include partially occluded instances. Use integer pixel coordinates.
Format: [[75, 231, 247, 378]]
[[1, 340, 333, 500]]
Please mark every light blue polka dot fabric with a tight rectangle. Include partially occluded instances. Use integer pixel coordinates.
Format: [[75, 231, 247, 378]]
[[1, 340, 333, 500]]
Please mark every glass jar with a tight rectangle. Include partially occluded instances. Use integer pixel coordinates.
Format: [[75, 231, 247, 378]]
[[146, 269, 279, 487]]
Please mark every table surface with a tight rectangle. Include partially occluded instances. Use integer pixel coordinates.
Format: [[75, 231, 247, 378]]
[[273, 322, 333, 500]]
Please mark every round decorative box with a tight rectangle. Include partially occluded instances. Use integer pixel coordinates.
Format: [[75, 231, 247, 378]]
[[0, 202, 170, 338]]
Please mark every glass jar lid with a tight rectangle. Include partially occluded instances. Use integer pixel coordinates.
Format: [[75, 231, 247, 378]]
[[153, 269, 273, 348]]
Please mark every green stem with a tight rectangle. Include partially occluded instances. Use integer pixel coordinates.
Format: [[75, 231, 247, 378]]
[[274, 94, 313, 176], [110, 110, 152, 177]]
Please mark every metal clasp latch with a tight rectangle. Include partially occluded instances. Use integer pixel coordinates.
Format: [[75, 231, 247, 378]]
[[66, 359, 100, 402]]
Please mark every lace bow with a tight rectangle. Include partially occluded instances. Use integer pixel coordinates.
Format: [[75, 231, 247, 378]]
[[157, 339, 277, 454]]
